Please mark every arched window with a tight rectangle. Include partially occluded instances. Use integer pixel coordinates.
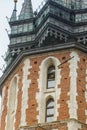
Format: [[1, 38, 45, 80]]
[[38, 57, 61, 123], [47, 65, 55, 89], [46, 99, 54, 122], [6, 77, 17, 130]]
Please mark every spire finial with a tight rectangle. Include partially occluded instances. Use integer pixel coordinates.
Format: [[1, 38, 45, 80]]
[[14, 0, 17, 2], [10, 0, 18, 21], [14, 0, 18, 11]]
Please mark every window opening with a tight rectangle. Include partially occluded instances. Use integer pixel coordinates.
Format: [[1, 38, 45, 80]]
[[47, 65, 55, 89], [46, 99, 54, 122]]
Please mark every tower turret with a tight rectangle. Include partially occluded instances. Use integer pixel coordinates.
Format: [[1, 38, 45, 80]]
[[10, 0, 17, 22], [4, 0, 87, 67], [1, 1, 87, 130], [5, 0, 34, 66], [19, 0, 33, 20]]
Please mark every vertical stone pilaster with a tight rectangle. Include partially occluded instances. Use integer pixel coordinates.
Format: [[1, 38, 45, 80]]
[[58, 52, 70, 120], [1, 85, 8, 130], [20, 59, 31, 126], [26, 57, 40, 125], [67, 120, 81, 130], [68, 51, 79, 119]]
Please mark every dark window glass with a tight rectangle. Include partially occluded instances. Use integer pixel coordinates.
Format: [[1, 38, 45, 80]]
[[46, 99, 54, 122], [47, 65, 55, 89]]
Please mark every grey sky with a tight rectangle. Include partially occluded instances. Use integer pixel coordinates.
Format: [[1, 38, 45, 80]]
[[0, 0, 42, 76]]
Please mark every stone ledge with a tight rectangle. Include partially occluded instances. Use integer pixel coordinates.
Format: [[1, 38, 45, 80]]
[[18, 119, 87, 130]]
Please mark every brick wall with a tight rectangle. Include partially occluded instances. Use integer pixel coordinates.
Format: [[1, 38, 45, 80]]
[[0, 49, 87, 130]]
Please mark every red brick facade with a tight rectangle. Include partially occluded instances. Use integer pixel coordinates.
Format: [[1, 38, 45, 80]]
[[0, 49, 87, 130]]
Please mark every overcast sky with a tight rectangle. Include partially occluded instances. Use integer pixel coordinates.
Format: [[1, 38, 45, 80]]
[[0, 0, 42, 76]]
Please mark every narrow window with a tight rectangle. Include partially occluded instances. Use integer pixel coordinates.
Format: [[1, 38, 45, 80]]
[[47, 65, 55, 89], [46, 99, 54, 122]]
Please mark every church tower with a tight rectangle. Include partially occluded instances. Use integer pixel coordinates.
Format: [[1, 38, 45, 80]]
[[0, 0, 87, 130]]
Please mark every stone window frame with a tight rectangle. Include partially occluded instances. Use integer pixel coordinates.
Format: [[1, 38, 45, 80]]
[[37, 56, 61, 123]]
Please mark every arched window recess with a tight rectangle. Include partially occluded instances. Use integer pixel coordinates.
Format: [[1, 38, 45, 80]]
[[47, 65, 55, 89], [46, 98, 54, 122]]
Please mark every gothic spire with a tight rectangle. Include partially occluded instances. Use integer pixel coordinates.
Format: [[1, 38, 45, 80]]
[[10, 0, 17, 22], [19, 0, 33, 20]]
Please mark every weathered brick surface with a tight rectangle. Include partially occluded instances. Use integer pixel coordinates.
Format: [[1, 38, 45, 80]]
[[0, 50, 87, 130], [1, 84, 8, 130], [14, 63, 24, 130], [77, 54, 87, 123], [0, 62, 24, 130], [26, 57, 45, 125], [57, 52, 70, 120]]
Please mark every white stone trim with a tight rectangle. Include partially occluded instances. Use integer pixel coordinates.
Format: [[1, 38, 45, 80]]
[[5, 75, 18, 130], [36, 56, 61, 123], [20, 59, 31, 126], [0, 85, 5, 115], [85, 69, 87, 123], [67, 119, 81, 130], [68, 51, 80, 119], [0, 85, 6, 129]]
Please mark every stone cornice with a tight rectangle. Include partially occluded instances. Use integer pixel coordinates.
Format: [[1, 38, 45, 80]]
[[18, 118, 87, 130]]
